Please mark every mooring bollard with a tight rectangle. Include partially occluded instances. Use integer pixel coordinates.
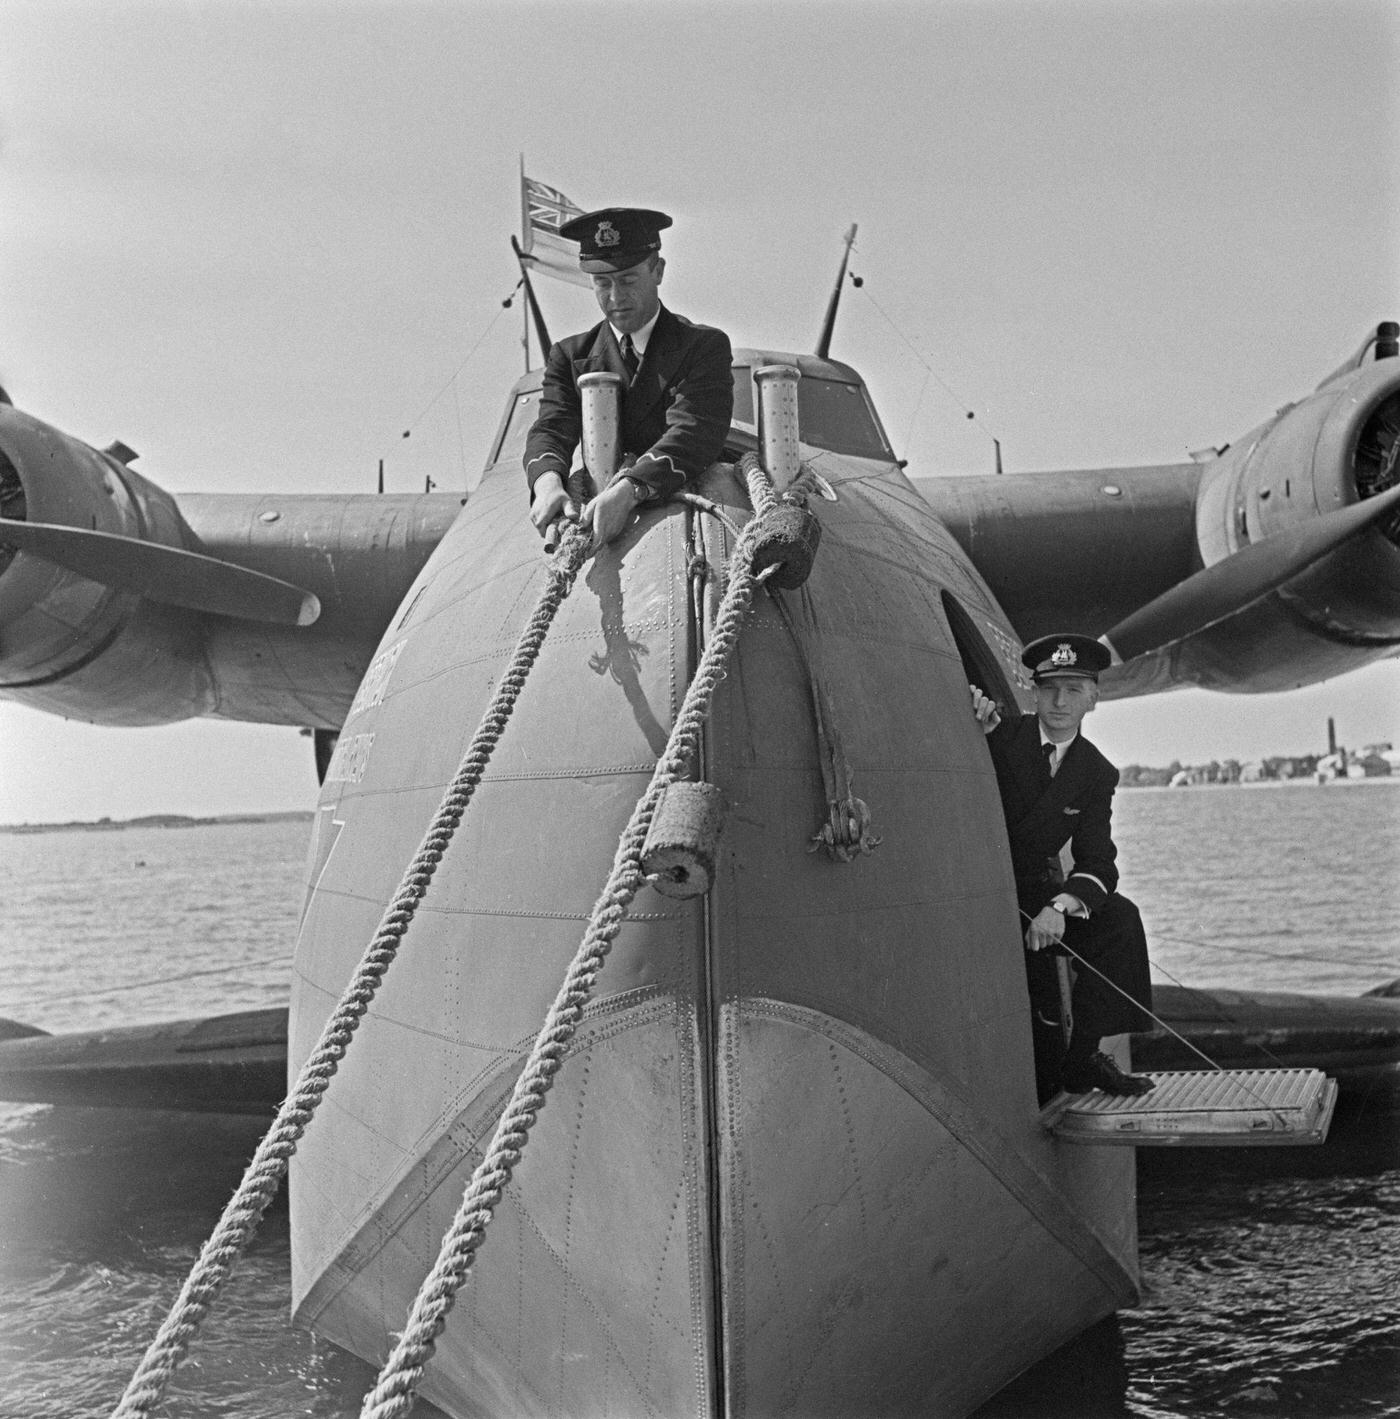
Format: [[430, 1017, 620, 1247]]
[[754, 364, 802, 492], [579, 371, 624, 490]]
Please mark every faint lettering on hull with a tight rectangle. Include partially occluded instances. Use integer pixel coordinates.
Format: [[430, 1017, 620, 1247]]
[[324, 732, 375, 784], [346, 640, 407, 721]]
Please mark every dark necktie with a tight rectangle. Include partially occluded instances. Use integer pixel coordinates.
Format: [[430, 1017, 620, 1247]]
[[621, 334, 639, 379], [1040, 741, 1056, 785]]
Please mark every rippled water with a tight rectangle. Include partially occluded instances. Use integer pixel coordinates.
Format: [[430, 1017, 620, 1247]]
[[0, 787, 1397, 1417], [1113, 782, 1399, 998]]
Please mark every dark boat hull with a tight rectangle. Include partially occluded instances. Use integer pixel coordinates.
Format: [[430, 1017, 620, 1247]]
[[1134, 984, 1400, 1089], [0, 1008, 285, 1114], [2, 987, 1392, 1117]]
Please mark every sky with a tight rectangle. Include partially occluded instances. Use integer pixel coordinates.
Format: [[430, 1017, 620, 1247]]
[[0, 0, 1397, 823]]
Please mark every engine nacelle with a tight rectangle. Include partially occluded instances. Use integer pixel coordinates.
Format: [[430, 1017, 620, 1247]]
[[0, 406, 215, 724], [1168, 358, 1400, 692]]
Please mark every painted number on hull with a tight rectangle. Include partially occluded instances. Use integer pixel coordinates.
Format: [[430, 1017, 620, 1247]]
[[346, 639, 407, 721]]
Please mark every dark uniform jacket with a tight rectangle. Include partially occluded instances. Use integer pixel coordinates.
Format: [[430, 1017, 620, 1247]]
[[985, 713, 1119, 916], [522, 304, 733, 503]]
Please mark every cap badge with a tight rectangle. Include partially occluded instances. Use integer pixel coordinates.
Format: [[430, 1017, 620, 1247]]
[[1050, 642, 1078, 667], [595, 220, 621, 248]]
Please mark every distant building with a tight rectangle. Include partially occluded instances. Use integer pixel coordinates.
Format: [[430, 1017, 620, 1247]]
[[1118, 744, 1394, 788]]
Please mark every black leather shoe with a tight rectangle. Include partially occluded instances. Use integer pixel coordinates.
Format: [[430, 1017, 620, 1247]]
[[1061, 1052, 1155, 1096]]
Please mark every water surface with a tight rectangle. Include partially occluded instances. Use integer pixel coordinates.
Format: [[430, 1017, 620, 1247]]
[[1, 788, 1396, 1416]]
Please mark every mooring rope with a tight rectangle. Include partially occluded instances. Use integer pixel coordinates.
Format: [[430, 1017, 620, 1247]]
[[1143, 953, 1294, 1073], [356, 468, 779, 1419], [738, 450, 780, 518], [12, 954, 287, 1009], [109, 526, 593, 1419], [1029, 911, 1298, 1121], [733, 452, 877, 862], [1027, 908, 1297, 1083], [1148, 929, 1389, 974], [1022, 905, 1233, 1075]]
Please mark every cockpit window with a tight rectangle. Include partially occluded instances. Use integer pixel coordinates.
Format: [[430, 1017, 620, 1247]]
[[487, 387, 543, 481], [797, 378, 893, 458], [732, 373, 755, 427], [731, 368, 892, 460], [485, 363, 893, 484]]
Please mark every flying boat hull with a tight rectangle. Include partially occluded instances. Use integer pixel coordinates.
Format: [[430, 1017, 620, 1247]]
[[288, 452, 1138, 1416]]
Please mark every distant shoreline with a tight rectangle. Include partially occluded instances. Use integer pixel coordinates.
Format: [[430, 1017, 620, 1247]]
[[5, 775, 1397, 832], [1121, 774, 1400, 790], [0, 810, 315, 835]]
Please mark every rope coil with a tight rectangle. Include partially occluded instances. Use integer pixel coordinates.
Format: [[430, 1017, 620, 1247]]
[[110, 526, 593, 1419]]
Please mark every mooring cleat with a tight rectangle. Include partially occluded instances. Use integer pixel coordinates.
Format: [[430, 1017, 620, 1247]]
[[1062, 1051, 1155, 1096]]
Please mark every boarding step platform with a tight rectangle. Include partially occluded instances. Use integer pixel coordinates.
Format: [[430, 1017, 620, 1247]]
[[1044, 1068, 1337, 1147]]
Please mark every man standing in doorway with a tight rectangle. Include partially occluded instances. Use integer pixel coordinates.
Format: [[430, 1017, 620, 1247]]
[[970, 633, 1155, 1096], [523, 207, 734, 547]]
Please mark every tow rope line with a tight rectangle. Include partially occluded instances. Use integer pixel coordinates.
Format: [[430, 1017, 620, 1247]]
[[11, 954, 287, 1008], [1031, 914, 1296, 1074], [1034, 923, 1224, 1073], [1141, 955, 1294, 1072], [110, 524, 594, 1419], [1146, 929, 1389, 974], [357, 467, 778, 1419]]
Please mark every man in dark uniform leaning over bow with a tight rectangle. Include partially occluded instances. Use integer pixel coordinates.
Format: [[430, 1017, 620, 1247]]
[[970, 634, 1155, 1096], [524, 207, 734, 548]]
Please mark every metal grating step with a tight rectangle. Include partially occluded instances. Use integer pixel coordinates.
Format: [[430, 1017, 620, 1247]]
[[1044, 1068, 1338, 1147]]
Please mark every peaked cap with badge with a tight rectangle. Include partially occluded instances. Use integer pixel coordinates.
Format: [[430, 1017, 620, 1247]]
[[523, 206, 733, 505], [1022, 633, 1112, 683], [559, 207, 672, 273]]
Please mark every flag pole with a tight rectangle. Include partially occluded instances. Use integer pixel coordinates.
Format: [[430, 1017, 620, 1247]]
[[518, 155, 530, 371], [511, 236, 553, 365]]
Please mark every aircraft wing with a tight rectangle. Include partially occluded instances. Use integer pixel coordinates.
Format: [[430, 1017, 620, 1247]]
[[4, 334, 1397, 739], [914, 352, 1400, 697], [0, 402, 463, 728]]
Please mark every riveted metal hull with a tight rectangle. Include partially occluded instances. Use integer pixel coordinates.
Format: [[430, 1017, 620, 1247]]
[[289, 455, 1137, 1417]]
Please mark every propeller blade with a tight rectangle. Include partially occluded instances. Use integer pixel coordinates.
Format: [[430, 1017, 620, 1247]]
[[1101, 481, 1400, 663], [0, 518, 321, 626]]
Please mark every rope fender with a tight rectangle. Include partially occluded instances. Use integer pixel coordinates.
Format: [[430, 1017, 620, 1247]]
[[109, 527, 593, 1419], [356, 463, 779, 1419]]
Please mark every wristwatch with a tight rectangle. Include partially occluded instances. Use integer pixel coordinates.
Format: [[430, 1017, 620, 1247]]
[[622, 474, 653, 503]]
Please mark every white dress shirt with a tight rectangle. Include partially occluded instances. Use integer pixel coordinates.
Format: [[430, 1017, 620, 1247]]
[[609, 307, 660, 357], [1038, 727, 1077, 776]]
